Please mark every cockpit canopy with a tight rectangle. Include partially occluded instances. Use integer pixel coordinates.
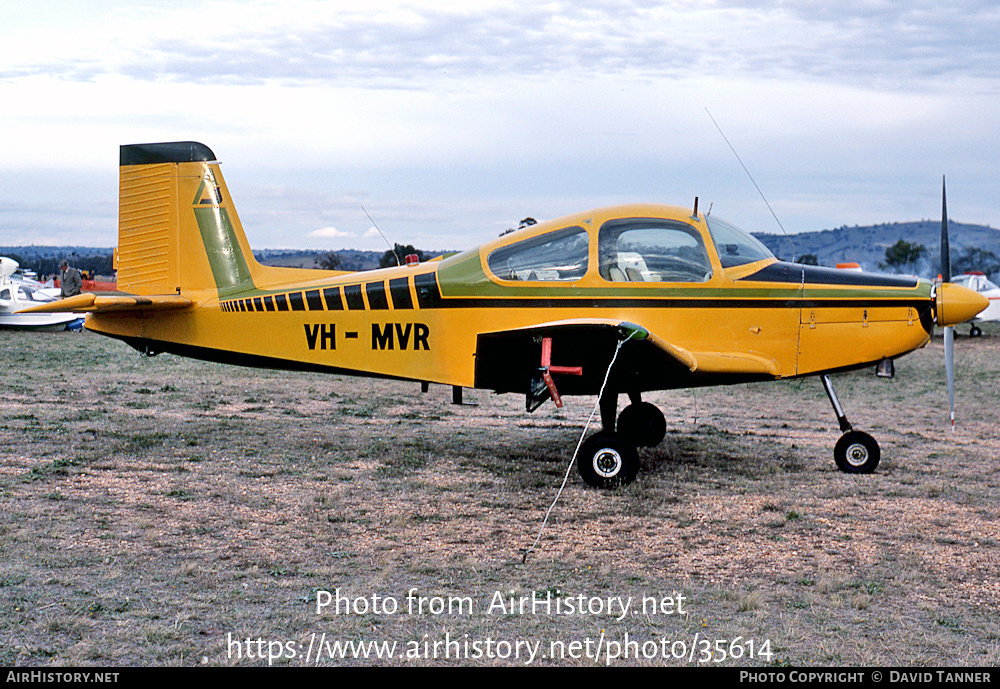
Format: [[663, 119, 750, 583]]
[[952, 273, 999, 294], [485, 209, 774, 283]]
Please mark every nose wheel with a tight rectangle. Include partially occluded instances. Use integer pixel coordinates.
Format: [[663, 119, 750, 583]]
[[821, 375, 881, 474], [833, 430, 880, 473]]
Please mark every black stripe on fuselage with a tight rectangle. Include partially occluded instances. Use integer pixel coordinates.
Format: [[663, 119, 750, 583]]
[[222, 295, 928, 311], [219, 266, 926, 316], [366, 282, 389, 310], [415, 272, 442, 308], [399, 296, 930, 310], [740, 262, 921, 288], [324, 287, 344, 310], [344, 285, 365, 310], [305, 290, 323, 310], [389, 277, 413, 310]]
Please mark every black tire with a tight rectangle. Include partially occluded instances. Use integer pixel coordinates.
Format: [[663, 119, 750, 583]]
[[616, 402, 667, 447], [971, 325, 982, 337], [577, 432, 639, 488], [834, 431, 880, 474]]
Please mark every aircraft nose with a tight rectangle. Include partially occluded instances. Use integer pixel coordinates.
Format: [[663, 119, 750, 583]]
[[936, 281, 989, 327]]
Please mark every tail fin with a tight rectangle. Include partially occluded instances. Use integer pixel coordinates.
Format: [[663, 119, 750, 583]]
[[118, 142, 260, 298]]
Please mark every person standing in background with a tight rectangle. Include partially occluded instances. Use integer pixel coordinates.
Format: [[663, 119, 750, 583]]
[[59, 259, 83, 298]]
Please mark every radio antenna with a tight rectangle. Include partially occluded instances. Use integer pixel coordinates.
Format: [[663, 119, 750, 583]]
[[705, 108, 796, 258], [361, 204, 400, 266]]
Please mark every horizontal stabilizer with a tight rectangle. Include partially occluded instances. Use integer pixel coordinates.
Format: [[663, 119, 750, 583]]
[[17, 293, 192, 314]]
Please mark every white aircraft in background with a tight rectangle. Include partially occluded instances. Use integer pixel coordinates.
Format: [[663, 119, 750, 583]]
[[950, 272, 1000, 337], [0, 257, 84, 330]]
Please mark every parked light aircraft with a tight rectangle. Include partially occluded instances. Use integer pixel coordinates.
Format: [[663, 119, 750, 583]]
[[22, 142, 988, 487], [949, 272, 999, 337], [1, 257, 84, 330]]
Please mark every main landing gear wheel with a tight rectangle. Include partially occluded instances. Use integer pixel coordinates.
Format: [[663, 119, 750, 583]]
[[616, 402, 666, 447], [577, 432, 639, 489], [834, 430, 880, 474], [970, 325, 982, 337]]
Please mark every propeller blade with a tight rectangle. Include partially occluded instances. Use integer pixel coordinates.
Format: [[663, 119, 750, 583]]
[[941, 176, 955, 430], [945, 325, 955, 430], [941, 175, 950, 281]]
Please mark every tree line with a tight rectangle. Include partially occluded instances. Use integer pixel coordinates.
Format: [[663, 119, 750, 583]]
[[795, 240, 1000, 278], [3, 252, 115, 279]]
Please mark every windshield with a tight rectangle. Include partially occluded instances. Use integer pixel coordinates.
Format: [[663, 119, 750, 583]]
[[704, 215, 775, 268]]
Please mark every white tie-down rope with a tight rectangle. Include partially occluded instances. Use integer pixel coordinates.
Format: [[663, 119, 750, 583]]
[[522, 330, 637, 563]]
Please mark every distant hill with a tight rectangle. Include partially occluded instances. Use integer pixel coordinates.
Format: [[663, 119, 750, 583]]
[[0, 246, 114, 264], [754, 220, 1000, 278], [253, 249, 384, 272], [0, 246, 115, 279], [252, 248, 452, 271]]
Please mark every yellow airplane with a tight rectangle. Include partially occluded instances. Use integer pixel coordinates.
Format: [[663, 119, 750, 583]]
[[24, 141, 988, 488]]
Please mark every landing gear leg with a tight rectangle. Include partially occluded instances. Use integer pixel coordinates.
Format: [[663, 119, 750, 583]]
[[599, 390, 619, 433], [820, 374, 880, 473], [821, 374, 852, 434]]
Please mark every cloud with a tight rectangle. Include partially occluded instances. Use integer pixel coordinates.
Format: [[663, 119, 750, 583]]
[[308, 226, 353, 238], [3, 1, 1000, 249], [6, 0, 999, 89]]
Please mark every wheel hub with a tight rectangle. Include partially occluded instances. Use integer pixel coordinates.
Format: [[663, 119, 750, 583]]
[[593, 449, 623, 478], [845, 443, 869, 466]]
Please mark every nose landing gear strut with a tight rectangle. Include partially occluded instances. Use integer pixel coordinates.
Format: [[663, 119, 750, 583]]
[[821, 374, 881, 473]]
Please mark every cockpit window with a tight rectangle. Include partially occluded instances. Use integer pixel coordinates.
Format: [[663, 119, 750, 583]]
[[704, 215, 775, 268], [487, 226, 588, 281], [598, 218, 712, 283]]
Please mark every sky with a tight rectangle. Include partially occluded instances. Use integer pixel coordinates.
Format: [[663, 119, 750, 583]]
[[1, 0, 998, 252]]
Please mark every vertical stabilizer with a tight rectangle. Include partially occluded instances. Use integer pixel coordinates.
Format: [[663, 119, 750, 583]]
[[118, 142, 258, 298]]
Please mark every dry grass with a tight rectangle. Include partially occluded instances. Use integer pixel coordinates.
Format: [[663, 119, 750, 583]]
[[1, 324, 998, 666]]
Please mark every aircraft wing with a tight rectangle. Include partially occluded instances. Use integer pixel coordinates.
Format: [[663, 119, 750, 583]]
[[474, 318, 779, 398], [16, 293, 192, 314]]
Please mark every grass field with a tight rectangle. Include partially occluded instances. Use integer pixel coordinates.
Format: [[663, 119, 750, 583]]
[[1, 325, 998, 666]]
